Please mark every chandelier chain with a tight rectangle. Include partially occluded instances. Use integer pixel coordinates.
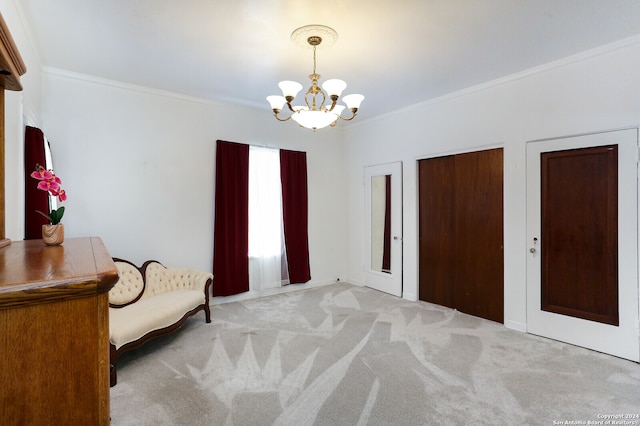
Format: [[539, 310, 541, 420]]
[[313, 46, 317, 75]]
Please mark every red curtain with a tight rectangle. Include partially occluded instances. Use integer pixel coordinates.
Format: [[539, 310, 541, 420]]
[[24, 126, 49, 240], [213, 140, 250, 296], [280, 149, 311, 284]]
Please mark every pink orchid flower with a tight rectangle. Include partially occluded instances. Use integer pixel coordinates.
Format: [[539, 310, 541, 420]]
[[31, 164, 68, 225], [55, 189, 67, 202], [37, 180, 60, 193], [31, 168, 54, 181]]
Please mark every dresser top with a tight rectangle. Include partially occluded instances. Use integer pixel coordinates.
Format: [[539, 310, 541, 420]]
[[0, 237, 119, 309]]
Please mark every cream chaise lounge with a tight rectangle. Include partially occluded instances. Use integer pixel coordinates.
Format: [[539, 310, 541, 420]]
[[108, 258, 213, 386]]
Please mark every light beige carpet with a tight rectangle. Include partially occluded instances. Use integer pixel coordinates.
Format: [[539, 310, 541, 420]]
[[110, 283, 640, 425]]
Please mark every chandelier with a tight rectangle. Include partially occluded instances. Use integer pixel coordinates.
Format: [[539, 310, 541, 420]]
[[266, 25, 364, 131]]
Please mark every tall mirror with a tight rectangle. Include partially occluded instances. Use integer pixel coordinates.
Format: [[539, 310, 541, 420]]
[[364, 161, 402, 297], [370, 174, 391, 273]]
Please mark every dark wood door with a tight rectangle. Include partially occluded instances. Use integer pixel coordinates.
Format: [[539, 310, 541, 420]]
[[541, 145, 618, 325], [418, 148, 504, 323], [418, 155, 455, 309]]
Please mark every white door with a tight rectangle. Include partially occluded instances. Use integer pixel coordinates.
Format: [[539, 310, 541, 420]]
[[526, 129, 639, 361], [364, 162, 402, 297]]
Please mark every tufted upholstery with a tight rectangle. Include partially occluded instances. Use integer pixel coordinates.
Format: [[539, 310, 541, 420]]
[[108, 258, 213, 386], [109, 261, 145, 305], [139, 262, 212, 299]]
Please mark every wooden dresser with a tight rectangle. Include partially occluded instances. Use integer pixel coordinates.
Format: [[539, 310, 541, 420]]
[[0, 237, 119, 425]]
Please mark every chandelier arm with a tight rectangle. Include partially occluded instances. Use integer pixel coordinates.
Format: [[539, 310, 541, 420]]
[[305, 88, 328, 111], [304, 91, 312, 110], [285, 102, 297, 113], [336, 108, 359, 121], [273, 111, 293, 122], [319, 91, 327, 110]]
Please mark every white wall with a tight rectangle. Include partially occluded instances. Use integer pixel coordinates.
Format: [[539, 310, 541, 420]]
[[9, 2, 640, 320], [40, 70, 347, 285], [2, 0, 44, 240], [344, 37, 640, 331]]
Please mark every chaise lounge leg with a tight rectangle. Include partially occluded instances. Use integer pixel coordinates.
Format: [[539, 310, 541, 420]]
[[110, 344, 117, 387], [204, 277, 212, 323]]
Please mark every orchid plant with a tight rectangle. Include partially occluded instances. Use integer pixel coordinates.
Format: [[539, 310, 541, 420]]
[[31, 164, 68, 225]]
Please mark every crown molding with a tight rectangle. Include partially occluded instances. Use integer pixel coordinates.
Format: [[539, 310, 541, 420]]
[[351, 34, 640, 129]]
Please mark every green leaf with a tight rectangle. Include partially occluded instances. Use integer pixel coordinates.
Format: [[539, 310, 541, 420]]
[[35, 210, 52, 223], [49, 206, 65, 225]]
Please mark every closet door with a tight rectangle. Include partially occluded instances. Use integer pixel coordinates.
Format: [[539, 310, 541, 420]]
[[418, 155, 455, 309], [418, 148, 504, 323]]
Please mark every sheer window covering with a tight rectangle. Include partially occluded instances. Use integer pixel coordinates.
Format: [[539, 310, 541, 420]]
[[248, 146, 289, 290]]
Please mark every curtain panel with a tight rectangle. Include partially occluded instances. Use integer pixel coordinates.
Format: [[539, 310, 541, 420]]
[[280, 149, 311, 284], [24, 126, 49, 240], [213, 140, 250, 296]]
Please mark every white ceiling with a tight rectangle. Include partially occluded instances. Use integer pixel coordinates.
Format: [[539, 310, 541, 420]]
[[19, 0, 640, 122]]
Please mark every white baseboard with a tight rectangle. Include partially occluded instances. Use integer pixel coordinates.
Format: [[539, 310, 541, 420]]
[[402, 292, 418, 302], [504, 319, 527, 333], [346, 277, 364, 287], [211, 279, 342, 305]]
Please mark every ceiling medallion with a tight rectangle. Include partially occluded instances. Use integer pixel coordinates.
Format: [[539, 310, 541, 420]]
[[266, 25, 364, 131], [290, 24, 338, 49]]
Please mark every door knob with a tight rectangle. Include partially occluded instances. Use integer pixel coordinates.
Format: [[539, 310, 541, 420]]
[[529, 247, 536, 253]]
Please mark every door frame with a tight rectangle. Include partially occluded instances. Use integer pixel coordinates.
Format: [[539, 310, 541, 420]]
[[525, 128, 640, 361], [364, 161, 403, 297]]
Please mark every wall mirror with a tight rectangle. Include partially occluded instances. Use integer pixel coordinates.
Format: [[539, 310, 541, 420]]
[[364, 162, 403, 297], [370, 174, 391, 273]]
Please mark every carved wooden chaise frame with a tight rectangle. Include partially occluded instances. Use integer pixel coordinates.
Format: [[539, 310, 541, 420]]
[[109, 258, 212, 386]]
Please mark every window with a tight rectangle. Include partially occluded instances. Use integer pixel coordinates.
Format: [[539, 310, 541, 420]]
[[248, 146, 288, 290], [213, 140, 310, 297]]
